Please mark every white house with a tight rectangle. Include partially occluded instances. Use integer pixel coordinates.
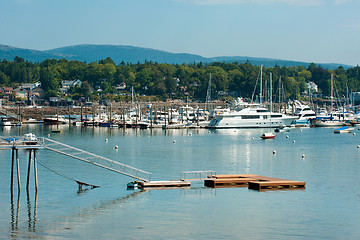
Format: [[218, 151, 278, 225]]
[[306, 81, 318, 92], [61, 79, 82, 94]]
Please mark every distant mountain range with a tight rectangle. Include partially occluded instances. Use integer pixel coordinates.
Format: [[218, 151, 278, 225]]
[[0, 44, 353, 69]]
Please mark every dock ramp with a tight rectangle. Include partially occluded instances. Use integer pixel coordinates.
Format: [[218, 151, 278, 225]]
[[43, 138, 151, 182]]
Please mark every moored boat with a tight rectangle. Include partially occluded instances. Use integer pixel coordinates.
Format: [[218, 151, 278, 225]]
[[127, 181, 139, 189], [313, 120, 345, 127], [274, 126, 290, 132], [334, 126, 354, 134], [0, 118, 12, 126], [22, 133, 38, 145], [261, 132, 276, 139], [43, 116, 67, 125], [207, 104, 296, 129]]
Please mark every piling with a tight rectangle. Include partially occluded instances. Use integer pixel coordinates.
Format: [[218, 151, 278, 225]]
[[34, 150, 38, 192], [16, 149, 21, 193], [26, 149, 32, 191], [11, 147, 15, 191]]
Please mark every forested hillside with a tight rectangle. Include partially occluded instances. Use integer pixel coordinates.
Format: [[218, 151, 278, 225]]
[[0, 44, 354, 69], [0, 56, 359, 102]]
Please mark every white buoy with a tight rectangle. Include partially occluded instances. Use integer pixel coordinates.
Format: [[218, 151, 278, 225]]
[[189, 133, 192, 136], [115, 145, 119, 149], [273, 150, 276, 155], [353, 132, 356, 135], [300, 129, 303, 132], [208, 131, 211, 134], [105, 138, 108, 142], [251, 137, 255, 140], [302, 154, 306, 158], [357, 145, 360, 148], [286, 135, 289, 138], [173, 140, 176, 144], [125, 131, 128, 134], [293, 140, 296, 143]]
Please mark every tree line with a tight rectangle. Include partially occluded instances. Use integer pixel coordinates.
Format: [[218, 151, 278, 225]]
[[0, 56, 359, 102]]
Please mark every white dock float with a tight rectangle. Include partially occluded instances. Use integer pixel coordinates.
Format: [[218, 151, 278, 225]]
[[138, 180, 191, 188]]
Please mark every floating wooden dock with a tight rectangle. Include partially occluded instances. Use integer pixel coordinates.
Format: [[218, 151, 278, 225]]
[[248, 180, 305, 191], [204, 174, 305, 191], [138, 180, 191, 189]]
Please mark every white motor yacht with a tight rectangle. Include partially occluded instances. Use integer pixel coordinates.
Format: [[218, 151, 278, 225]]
[[207, 104, 297, 129]]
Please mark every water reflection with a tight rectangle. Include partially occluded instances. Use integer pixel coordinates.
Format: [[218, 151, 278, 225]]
[[26, 191, 37, 233], [10, 191, 38, 238]]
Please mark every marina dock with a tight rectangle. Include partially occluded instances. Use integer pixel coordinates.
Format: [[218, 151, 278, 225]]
[[138, 180, 191, 188], [138, 172, 305, 191], [204, 174, 305, 190]]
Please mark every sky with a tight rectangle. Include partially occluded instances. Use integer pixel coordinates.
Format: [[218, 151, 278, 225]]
[[1, 0, 359, 66]]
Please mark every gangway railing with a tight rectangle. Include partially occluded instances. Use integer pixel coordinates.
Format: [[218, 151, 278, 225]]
[[43, 138, 151, 182], [180, 170, 216, 181], [0, 136, 45, 149]]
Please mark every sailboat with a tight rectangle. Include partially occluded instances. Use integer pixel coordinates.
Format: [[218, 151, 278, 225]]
[[314, 74, 345, 127]]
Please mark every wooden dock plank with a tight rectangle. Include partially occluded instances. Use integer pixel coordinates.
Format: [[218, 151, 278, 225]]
[[204, 178, 257, 187], [210, 174, 261, 179], [139, 180, 191, 188], [210, 174, 283, 181], [248, 180, 306, 190], [204, 174, 305, 191]]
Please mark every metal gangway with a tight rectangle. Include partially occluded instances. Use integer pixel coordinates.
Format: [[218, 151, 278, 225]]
[[43, 138, 152, 182]]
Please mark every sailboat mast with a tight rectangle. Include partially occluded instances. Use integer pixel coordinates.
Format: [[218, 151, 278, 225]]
[[331, 74, 333, 115], [260, 65, 263, 105], [270, 72, 272, 112], [205, 73, 212, 112], [278, 77, 281, 111], [131, 86, 134, 110]]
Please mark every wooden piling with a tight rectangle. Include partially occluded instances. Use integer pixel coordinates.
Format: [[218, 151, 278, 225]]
[[16, 149, 21, 193], [26, 149, 32, 191], [10, 147, 15, 191], [34, 150, 38, 192]]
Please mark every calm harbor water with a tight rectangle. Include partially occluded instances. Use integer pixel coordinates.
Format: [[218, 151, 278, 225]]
[[1, 125, 360, 239]]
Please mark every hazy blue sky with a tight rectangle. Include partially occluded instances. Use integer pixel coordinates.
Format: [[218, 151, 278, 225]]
[[1, 0, 359, 65]]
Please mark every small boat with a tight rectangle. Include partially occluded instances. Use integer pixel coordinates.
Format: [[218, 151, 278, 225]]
[[274, 126, 290, 132], [261, 132, 276, 139], [313, 120, 345, 127], [43, 116, 67, 125], [72, 121, 82, 126], [23, 118, 44, 124], [0, 118, 12, 126], [22, 133, 38, 145], [334, 126, 354, 134], [127, 181, 139, 189]]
